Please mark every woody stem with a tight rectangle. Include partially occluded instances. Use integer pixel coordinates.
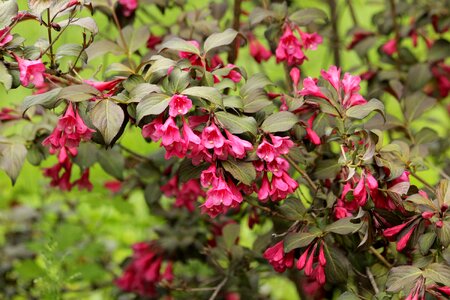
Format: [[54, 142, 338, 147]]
[[284, 155, 318, 191]]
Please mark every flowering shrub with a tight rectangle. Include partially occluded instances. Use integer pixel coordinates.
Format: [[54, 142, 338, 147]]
[[0, 0, 449, 299]]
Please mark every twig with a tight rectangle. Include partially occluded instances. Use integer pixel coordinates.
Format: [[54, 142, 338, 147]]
[[346, 0, 359, 26], [208, 277, 228, 300], [246, 199, 297, 221], [369, 246, 392, 268], [410, 171, 435, 193], [366, 267, 379, 294], [109, 1, 136, 70], [46, 8, 55, 69], [283, 155, 318, 191], [228, 0, 242, 64], [328, 0, 340, 67], [118, 144, 160, 171]]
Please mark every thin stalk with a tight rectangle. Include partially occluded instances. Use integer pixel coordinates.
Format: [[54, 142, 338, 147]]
[[208, 277, 228, 300], [369, 246, 392, 268], [283, 155, 318, 191], [110, 3, 136, 70], [47, 8, 55, 69], [328, 0, 340, 67], [228, 0, 242, 64]]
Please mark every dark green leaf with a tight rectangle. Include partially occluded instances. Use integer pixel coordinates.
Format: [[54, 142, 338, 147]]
[[222, 223, 240, 250], [406, 63, 432, 92], [428, 39, 450, 62], [284, 232, 317, 252], [386, 266, 422, 293], [0, 141, 27, 184], [58, 84, 100, 102], [56, 44, 88, 64], [90, 99, 125, 145], [72, 143, 98, 170], [346, 99, 384, 120], [204, 28, 239, 54], [324, 244, 349, 283], [289, 8, 327, 26], [404, 92, 436, 124], [0, 0, 18, 28], [278, 198, 306, 220], [325, 217, 361, 235], [215, 111, 257, 135], [221, 160, 256, 185], [97, 148, 124, 180], [0, 61, 12, 90], [178, 160, 208, 183], [418, 232, 436, 255], [423, 263, 450, 286], [22, 88, 62, 113], [136, 94, 170, 123], [182, 86, 222, 105], [261, 111, 299, 133], [314, 159, 341, 180], [159, 37, 200, 55]]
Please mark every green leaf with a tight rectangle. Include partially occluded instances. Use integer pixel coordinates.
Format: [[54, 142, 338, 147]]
[[22, 88, 62, 113], [182, 86, 222, 105], [324, 244, 349, 283], [0, 0, 18, 28], [58, 17, 98, 35], [215, 111, 257, 135], [423, 263, 450, 286], [97, 148, 124, 180], [325, 217, 361, 235], [58, 84, 100, 102], [178, 160, 208, 183], [119, 25, 150, 53], [406, 63, 432, 92], [136, 93, 171, 123], [128, 83, 161, 103], [249, 7, 276, 26], [204, 28, 239, 54], [89, 99, 125, 145], [289, 8, 327, 26], [337, 292, 360, 300], [314, 159, 341, 180], [284, 232, 317, 252], [242, 91, 271, 113], [437, 221, 450, 248], [222, 223, 240, 250], [85, 40, 123, 62], [0, 61, 12, 90], [386, 266, 422, 293], [261, 111, 299, 133], [56, 44, 88, 64], [404, 92, 436, 124], [28, 0, 51, 17], [0, 141, 27, 184], [240, 73, 272, 96], [418, 232, 436, 255], [159, 37, 200, 56], [346, 99, 384, 120], [221, 159, 256, 185], [428, 39, 450, 62], [278, 197, 306, 220], [72, 143, 98, 170]]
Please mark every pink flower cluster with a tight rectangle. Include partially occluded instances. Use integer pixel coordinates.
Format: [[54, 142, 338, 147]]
[[301, 66, 367, 109], [42, 103, 95, 190], [275, 25, 322, 66], [160, 176, 205, 212], [116, 242, 173, 298], [263, 241, 294, 273], [200, 165, 243, 217], [255, 135, 298, 202], [14, 55, 46, 88], [118, 0, 138, 17]]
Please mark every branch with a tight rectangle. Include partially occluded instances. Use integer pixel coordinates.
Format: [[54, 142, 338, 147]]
[[369, 246, 392, 268], [208, 277, 228, 300], [283, 154, 318, 191], [228, 0, 242, 64], [328, 0, 340, 67]]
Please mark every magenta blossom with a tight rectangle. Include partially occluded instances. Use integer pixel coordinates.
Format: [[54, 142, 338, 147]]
[[0, 27, 13, 47], [256, 139, 278, 162], [118, 0, 138, 17], [263, 241, 294, 273], [249, 37, 272, 63], [275, 26, 306, 66], [169, 94, 192, 117], [201, 175, 242, 217], [15, 55, 46, 88], [299, 30, 323, 50], [382, 38, 397, 56]]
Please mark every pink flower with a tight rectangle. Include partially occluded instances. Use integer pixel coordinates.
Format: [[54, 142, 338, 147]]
[[257, 173, 271, 201], [118, 0, 138, 17], [104, 180, 122, 193], [396, 225, 416, 251], [296, 245, 310, 270], [200, 164, 218, 188], [249, 37, 272, 63], [342, 73, 367, 108], [275, 26, 306, 66], [179, 40, 202, 66], [321, 66, 341, 91], [270, 135, 294, 155], [0, 107, 20, 122], [290, 67, 301, 89], [225, 130, 252, 159], [202, 123, 226, 150], [15, 55, 46, 88], [223, 64, 242, 83], [382, 38, 397, 56], [318, 242, 326, 266], [300, 77, 328, 100], [182, 119, 201, 146], [142, 116, 164, 141], [256, 139, 277, 162], [383, 222, 409, 238], [304, 243, 317, 276], [347, 31, 374, 50], [299, 30, 323, 50], [270, 171, 298, 201], [43, 159, 73, 191], [116, 241, 173, 298], [175, 179, 205, 212], [202, 175, 243, 217], [73, 168, 93, 191], [263, 241, 294, 273], [305, 114, 321, 145], [0, 27, 13, 47], [267, 157, 289, 177], [160, 117, 181, 146], [147, 35, 162, 50], [83, 78, 123, 92], [169, 94, 192, 117]]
